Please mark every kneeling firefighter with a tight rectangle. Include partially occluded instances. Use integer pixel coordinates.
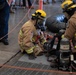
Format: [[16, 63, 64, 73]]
[[61, 0, 76, 71], [18, 10, 47, 59]]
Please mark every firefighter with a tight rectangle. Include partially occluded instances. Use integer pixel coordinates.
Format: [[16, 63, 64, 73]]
[[61, 0, 76, 59], [18, 10, 47, 59]]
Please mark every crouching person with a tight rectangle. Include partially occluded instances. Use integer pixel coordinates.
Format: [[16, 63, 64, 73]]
[[18, 10, 47, 59]]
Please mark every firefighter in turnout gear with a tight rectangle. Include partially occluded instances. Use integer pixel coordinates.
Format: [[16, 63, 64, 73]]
[[18, 10, 47, 59], [61, 0, 76, 71], [61, 0, 76, 49]]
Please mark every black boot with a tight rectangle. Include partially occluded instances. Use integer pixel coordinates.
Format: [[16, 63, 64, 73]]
[[29, 53, 36, 60], [2, 39, 9, 45]]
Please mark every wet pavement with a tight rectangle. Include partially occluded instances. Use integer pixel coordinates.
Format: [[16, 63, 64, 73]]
[[0, 1, 75, 75]]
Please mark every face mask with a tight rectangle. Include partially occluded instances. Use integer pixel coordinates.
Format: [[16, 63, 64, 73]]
[[36, 19, 46, 31]]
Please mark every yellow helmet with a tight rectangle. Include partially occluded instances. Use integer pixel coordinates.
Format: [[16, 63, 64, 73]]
[[32, 9, 46, 19], [61, 0, 76, 12], [65, 0, 73, 1]]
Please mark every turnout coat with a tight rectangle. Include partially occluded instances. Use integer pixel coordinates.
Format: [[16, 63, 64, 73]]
[[18, 20, 43, 55]]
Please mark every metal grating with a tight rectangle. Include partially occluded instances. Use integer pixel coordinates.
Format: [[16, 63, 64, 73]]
[[0, 61, 51, 75], [0, 61, 75, 75]]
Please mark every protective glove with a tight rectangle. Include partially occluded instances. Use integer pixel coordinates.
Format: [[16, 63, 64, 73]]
[[43, 42, 51, 50], [61, 34, 64, 39], [56, 29, 65, 39]]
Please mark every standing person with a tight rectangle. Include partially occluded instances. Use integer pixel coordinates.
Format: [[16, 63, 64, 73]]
[[18, 10, 47, 59], [43, 0, 50, 4], [61, 0, 76, 62], [0, 0, 12, 45], [22, 0, 34, 9], [52, 0, 56, 3], [27, 0, 34, 8], [22, 0, 26, 7], [36, 0, 39, 4], [43, 0, 47, 4], [43, 0, 56, 4]]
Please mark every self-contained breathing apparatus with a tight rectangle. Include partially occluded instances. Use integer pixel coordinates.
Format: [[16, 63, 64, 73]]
[[43, 28, 72, 71]]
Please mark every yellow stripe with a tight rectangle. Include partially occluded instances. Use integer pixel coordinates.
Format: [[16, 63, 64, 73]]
[[75, 33, 76, 36], [41, 39, 47, 45], [26, 46, 35, 54], [74, 46, 76, 49], [19, 30, 23, 37]]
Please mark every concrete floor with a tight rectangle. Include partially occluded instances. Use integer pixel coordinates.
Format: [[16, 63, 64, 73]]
[[0, 1, 75, 75], [0, 1, 62, 65]]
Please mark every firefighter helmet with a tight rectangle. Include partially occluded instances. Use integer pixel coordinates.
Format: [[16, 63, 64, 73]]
[[32, 9, 46, 19], [61, 0, 76, 12]]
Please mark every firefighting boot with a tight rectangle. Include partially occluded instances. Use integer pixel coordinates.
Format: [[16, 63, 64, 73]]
[[29, 53, 36, 60]]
